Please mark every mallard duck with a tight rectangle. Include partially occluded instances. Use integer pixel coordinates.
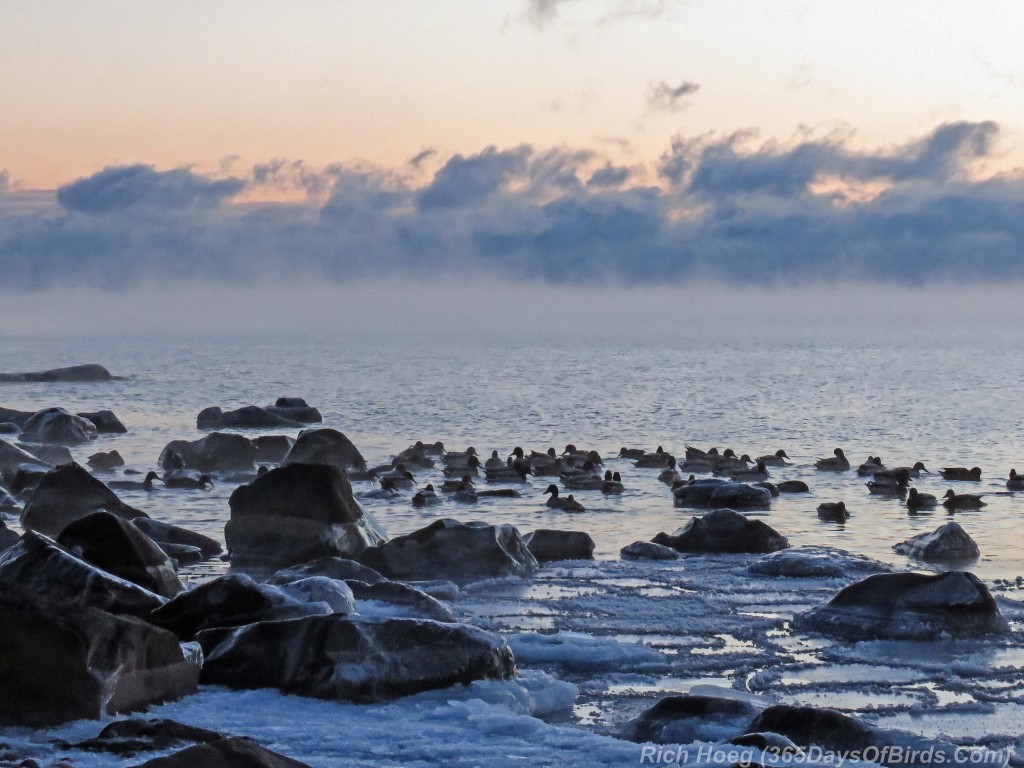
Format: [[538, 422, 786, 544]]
[[658, 459, 684, 485], [618, 447, 647, 460], [411, 484, 439, 506], [906, 487, 937, 510], [816, 501, 849, 522], [1007, 469, 1024, 491], [602, 471, 625, 494], [942, 489, 986, 509], [162, 470, 213, 489], [756, 449, 790, 467], [856, 456, 885, 476], [107, 470, 161, 491], [940, 466, 982, 482], [730, 460, 769, 482], [815, 448, 850, 471]]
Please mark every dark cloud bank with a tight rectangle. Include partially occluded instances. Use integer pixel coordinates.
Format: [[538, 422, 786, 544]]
[[1, 121, 1022, 291]]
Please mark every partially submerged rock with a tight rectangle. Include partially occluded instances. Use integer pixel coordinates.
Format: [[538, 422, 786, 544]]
[[0, 364, 120, 383], [673, 478, 771, 510], [132, 736, 311, 768], [21, 462, 147, 537], [794, 571, 1008, 640], [198, 615, 516, 702], [78, 409, 128, 434], [265, 396, 322, 424], [131, 517, 223, 559], [625, 693, 761, 745], [620, 541, 680, 561], [159, 432, 258, 473], [358, 518, 538, 584], [893, 522, 980, 564], [268, 556, 386, 586], [0, 439, 49, 485], [346, 579, 456, 622], [253, 434, 295, 464], [197, 405, 303, 431], [87, 449, 125, 470], [748, 546, 894, 578], [75, 718, 223, 756], [20, 406, 97, 446], [524, 529, 595, 563], [282, 427, 366, 472], [653, 509, 789, 554]]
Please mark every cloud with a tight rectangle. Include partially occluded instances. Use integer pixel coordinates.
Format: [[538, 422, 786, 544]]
[[647, 80, 700, 112], [525, 0, 576, 27], [0, 169, 9, 195], [524, 0, 671, 29], [1, 121, 1023, 292]]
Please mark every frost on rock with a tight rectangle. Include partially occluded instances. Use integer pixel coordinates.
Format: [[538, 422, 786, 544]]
[[749, 546, 894, 578], [893, 522, 980, 564]]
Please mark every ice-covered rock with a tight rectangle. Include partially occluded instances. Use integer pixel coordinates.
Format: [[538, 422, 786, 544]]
[[507, 631, 666, 672], [226, 463, 385, 571], [748, 546, 894, 578], [196, 405, 303, 431], [653, 509, 789, 554], [74, 718, 224, 756], [625, 693, 761, 745], [132, 736, 311, 768], [347, 579, 456, 622], [893, 522, 980, 564], [523, 529, 595, 562], [19, 406, 97, 446], [197, 615, 516, 702], [268, 556, 387, 586], [620, 540, 680, 560], [278, 576, 356, 614], [794, 571, 1008, 640], [282, 427, 366, 471], [20, 462, 147, 536], [0, 518, 19, 552], [358, 518, 538, 585]]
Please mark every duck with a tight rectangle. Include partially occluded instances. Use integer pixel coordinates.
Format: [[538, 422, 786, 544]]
[[866, 468, 911, 494], [561, 461, 603, 490], [379, 464, 415, 490], [940, 466, 982, 482], [893, 461, 929, 478], [729, 460, 769, 482], [529, 449, 562, 476], [711, 451, 752, 474], [906, 487, 937, 511], [484, 450, 505, 471], [442, 455, 481, 477], [440, 475, 474, 493], [162, 470, 214, 489], [411, 484, 439, 506], [393, 442, 435, 470], [816, 501, 849, 522], [756, 449, 790, 467], [544, 484, 576, 509], [476, 488, 522, 498], [442, 446, 478, 468], [815, 448, 850, 471], [618, 447, 647, 460], [658, 458, 684, 485], [1007, 469, 1024, 491], [856, 456, 885, 477], [635, 446, 672, 468], [107, 471, 161, 491], [684, 445, 713, 460], [485, 458, 531, 483], [507, 447, 533, 474], [678, 457, 714, 474], [942, 489, 986, 509], [453, 481, 478, 504], [602, 471, 625, 494]]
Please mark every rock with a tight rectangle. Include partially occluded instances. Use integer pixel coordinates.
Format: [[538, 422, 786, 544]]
[[226, 463, 385, 572], [19, 407, 97, 446], [150, 573, 331, 640], [0, 408, 34, 428], [358, 519, 538, 585], [523, 529, 595, 562], [76, 719, 223, 756], [196, 406, 303, 431], [0, 439, 49, 485], [87, 449, 125, 471], [625, 693, 761, 744], [158, 542, 204, 565], [0, 580, 197, 726], [0, 531, 167, 618], [776, 480, 810, 493], [268, 556, 387, 586], [131, 518, 223, 559], [620, 541, 680, 561], [130, 737, 311, 768], [748, 546, 894, 578], [793, 571, 1008, 640], [0, 486, 19, 512], [893, 522, 980, 563], [159, 433, 257, 473], [78, 409, 128, 433], [253, 435, 295, 464], [21, 462, 147, 536], [0, 519, 19, 553], [282, 427, 366, 472], [56, 511, 182, 598], [265, 396, 322, 423], [673, 478, 772, 510], [278, 576, 356, 614], [198, 614, 516, 702], [0, 421, 19, 434], [8, 463, 50, 494], [347, 580, 456, 622], [653, 509, 789, 554], [0, 364, 119, 383], [17, 442, 73, 466]]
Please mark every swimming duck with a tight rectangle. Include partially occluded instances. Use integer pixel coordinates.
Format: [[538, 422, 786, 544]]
[[440, 475, 474, 493], [618, 447, 647, 460], [485, 458, 531, 483], [453, 481, 478, 503], [561, 461, 603, 490], [816, 501, 849, 522], [544, 484, 575, 509], [393, 442, 435, 470], [107, 471, 161, 491], [658, 458, 684, 485], [856, 456, 885, 477], [906, 488, 937, 511], [162, 470, 213, 489], [815, 448, 850, 471], [729, 460, 769, 482], [940, 466, 982, 482], [507, 447, 533, 474], [529, 449, 562, 476], [711, 451, 752, 474], [442, 446, 478, 468], [756, 449, 790, 467], [893, 461, 929, 478], [411, 484, 439, 506], [443, 455, 482, 477], [942, 489, 986, 509], [866, 468, 911, 494], [1007, 469, 1024, 491], [484, 450, 504, 471], [678, 457, 714, 474], [602, 470, 625, 494], [379, 464, 415, 490], [635, 446, 673, 468]]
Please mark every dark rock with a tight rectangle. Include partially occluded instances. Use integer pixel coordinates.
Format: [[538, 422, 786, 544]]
[[277, 576, 356, 614], [620, 541, 680, 561], [16, 443, 73, 466], [347, 580, 456, 622], [9, 464, 50, 494], [282, 428, 366, 471], [265, 397, 322, 424], [0, 531, 167, 618], [150, 573, 330, 640], [793, 571, 1008, 640], [159, 433, 257, 473], [19, 407, 97, 446], [78, 409, 128, 434], [625, 693, 761, 744], [673, 478, 771, 509], [0, 580, 197, 726], [0, 364, 119, 383], [0, 439, 50, 485], [130, 736, 311, 768], [76, 718, 223, 755], [21, 462, 147, 537], [268, 556, 386, 586], [253, 435, 295, 464], [87, 449, 125, 471], [158, 542, 203, 565], [131, 518, 223, 559], [226, 463, 385, 571], [0, 519, 19, 553], [0, 421, 19, 434], [776, 480, 810, 493], [196, 406, 302, 431], [0, 408, 34, 428], [0, 486, 18, 512], [358, 518, 538, 585], [893, 522, 980, 563], [523, 529, 595, 562], [653, 509, 789, 554], [198, 615, 515, 702], [57, 512, 182, 598], [748, 546, 894, 578]]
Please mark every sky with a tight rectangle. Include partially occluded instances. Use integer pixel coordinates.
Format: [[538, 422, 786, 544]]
[[1, 0, 1023, 308]]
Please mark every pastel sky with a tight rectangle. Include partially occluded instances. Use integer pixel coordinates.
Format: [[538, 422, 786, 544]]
[[1, 0, 1022, 296]]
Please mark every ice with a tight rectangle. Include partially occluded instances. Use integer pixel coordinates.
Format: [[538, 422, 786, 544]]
[[507, 631, 669, 672]]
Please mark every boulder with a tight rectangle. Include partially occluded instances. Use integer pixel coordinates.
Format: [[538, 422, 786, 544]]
[[253, 435, 295, 464], [748, 546, 894, 578], [625, 693, 761, 745], [358, 519, 538, 585], [0, 580, 197, 726], [0, 531, 167, 618], [672, 478, 770, 509], [653, 509, 789, 554], [158, 433, 257, 473], [78, 409, 128, 434], [0, 485, 19, 512], [159, 543, 204, 566], [268, 556, 386, 586], [87, 449, 126, 470], [150, 573, 331, 640], [0, 364, 119, 383], [75, 718, 223, 756], [0, 519, 19, 553], [282, 427, 366, 472], [197, 614, 516, 702], [0, 439, 49, 485], [196, 406, 303, 431], [19, 407, 97, 446], [57, 512, 182, 598], [226, 463, 385, 571], [131, 737, 311, 768], [0, 421, 19, 434], [278, 576, 356, 614], [131, 518, 223, 559], [21, 462, 147, 536], [346, 580, 456, 622], [523, 529, 595, 562], [893, 522, 980, 563], [620, 541, 680, 561], [17, 442, 73, 466], [0, 407, 34, 428], [793, 571, 1008, 640], [265, 397, 322, 424]]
